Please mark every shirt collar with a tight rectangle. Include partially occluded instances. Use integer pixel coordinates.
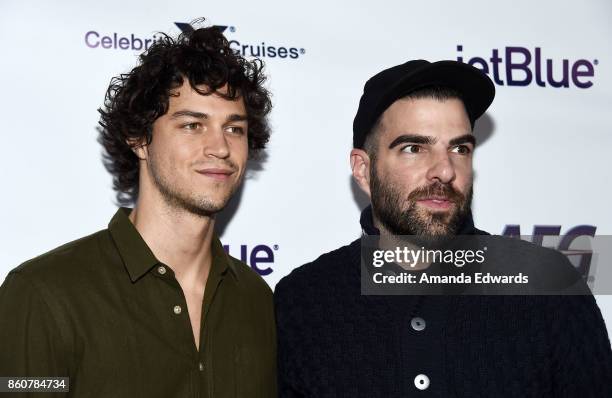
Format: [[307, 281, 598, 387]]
[[108, 207, 238, 283], [210, 234, 239, 281]]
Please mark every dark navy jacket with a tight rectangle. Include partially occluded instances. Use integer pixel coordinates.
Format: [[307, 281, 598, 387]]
[[274, 207, 612, 397]]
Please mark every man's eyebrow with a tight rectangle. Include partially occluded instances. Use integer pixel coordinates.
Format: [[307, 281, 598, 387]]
[[170, 111, 248, 123], [449, 134, 476, 147], [388, 134, 436, 149], [170, 110, 208, 119], [226, 114, 248, 122], [388, 133, 476, 149]]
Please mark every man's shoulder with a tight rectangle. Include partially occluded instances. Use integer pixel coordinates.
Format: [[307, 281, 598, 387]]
[[227, 255, 273, 297], [275, 238, 361, 294], [9, 229, 108, 281]]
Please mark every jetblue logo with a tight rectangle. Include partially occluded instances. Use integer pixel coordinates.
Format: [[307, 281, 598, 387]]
[[223, 244, 279, 276], [457, 45, 598, 88]]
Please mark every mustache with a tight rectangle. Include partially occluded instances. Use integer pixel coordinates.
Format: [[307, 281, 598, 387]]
[[407, 182, 466, 203]]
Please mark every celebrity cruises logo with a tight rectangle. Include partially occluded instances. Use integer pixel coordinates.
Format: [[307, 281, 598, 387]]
[[175, 21, 305, 59], [84, 22, 307, 60]]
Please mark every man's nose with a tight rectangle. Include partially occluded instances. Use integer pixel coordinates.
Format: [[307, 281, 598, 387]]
[[204, 128, 230, 159], [425, 152, 456, 184]]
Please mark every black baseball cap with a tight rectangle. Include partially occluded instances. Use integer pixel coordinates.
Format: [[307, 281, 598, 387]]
[[353, 60, 495, 148]]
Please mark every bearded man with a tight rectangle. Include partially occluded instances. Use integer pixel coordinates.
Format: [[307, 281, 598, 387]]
[[274, 60, 612, 397]]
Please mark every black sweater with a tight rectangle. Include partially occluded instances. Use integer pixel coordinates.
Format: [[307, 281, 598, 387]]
[[274, 209, 612, 397]]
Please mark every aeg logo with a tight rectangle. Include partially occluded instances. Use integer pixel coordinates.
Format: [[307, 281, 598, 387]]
[[502, 225, 596, 277]]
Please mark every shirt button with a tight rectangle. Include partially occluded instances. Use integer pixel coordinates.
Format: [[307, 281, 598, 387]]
[[198, 362, 204, 371], [157, 266, 167, 275], [414, 374, 430, 390], [411, 317, 426, 331], [173, 305, 182, 315]]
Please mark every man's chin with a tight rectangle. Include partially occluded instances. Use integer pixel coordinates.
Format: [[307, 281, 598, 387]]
[[382, 210, 462, 246], [414, 208, 456, 227], [399, 227, 455, 250], [171, 194, 232, 218]]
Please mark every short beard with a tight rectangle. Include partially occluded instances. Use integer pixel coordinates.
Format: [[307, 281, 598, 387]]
[[148, 155, 239, 218], [370, 160, 473, 241]]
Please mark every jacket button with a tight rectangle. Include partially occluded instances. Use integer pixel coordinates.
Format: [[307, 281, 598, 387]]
[[414, 374, 430, 390], [173, 305, 182, 315], [411, 317, 426, 331]]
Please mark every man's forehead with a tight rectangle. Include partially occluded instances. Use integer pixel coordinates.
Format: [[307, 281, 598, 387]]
[[167, 82, 245, 109], [377, 97, 471, 140], [383, 96, 468, 119]]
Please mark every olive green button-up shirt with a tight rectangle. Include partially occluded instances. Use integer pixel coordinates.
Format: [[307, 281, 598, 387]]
[[0, 208, 277, 398]]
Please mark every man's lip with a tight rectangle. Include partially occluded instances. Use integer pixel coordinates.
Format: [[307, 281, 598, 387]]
[[416, 197, 454, 209], [195, 168, 235, 180], [418, 196, 453, 202], [196, 168, 234, 174]]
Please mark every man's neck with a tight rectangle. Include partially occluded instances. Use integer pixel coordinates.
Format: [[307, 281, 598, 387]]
[[128, 197, 215, 292]]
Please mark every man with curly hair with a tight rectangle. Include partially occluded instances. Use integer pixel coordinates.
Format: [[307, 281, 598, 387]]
[[0, 24, 276, 397]]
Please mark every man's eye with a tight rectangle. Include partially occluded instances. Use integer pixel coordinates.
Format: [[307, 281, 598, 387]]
[[401, 144, 422, 154], [451, 145, 472, 154], [182, 122, 200, 130], [226, 126, 245, 135]]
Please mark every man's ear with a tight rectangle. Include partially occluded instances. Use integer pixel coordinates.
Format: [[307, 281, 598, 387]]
[[127, 138, 148, 161], [350, 148, 372, 199]]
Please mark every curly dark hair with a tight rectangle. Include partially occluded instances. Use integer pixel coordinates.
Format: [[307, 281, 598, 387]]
[[98, 24, 272, 205]]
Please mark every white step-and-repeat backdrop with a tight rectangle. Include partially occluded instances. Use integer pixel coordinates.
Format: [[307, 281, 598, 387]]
[[1, 0, 611, 330]]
